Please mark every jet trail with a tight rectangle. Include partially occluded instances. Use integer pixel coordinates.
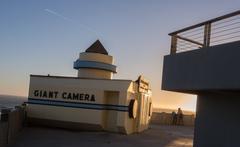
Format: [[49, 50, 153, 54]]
[[44, 8, 99, 36]]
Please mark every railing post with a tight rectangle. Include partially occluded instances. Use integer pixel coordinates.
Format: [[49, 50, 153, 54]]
[[170, 35, 177, 54], [203, 23, 211, 47]]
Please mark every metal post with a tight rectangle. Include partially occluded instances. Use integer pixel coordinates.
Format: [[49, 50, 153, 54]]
[[203, 23, 211, 47], [170, 35, 177, 54]]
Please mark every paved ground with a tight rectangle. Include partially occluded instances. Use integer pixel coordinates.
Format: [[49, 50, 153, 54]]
[[11, 125, 193, 147]]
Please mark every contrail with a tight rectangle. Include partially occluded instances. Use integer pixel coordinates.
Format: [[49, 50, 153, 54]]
[[44, 9, 73, 22], [44, 8, 99, 36]]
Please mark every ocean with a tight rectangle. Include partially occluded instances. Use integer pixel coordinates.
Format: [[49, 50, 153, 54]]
[[0, 95, 27, 110]]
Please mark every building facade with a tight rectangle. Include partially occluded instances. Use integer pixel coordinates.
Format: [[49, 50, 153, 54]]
[[27, 40, 152, 134]]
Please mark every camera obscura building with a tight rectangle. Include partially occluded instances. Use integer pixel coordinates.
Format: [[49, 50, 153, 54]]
[[27, 40, 152, 134]]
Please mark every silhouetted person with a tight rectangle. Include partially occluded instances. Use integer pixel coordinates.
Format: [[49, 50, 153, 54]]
[[177, 108, 184, 125], [171, 111, 177, 125]]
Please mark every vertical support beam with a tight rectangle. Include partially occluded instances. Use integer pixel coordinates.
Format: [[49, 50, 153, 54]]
[[203, 23, 211, 47], [170, 35, 177, 54]]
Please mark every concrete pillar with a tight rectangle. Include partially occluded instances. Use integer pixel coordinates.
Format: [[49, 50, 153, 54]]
[[194, 92, 240, 147]]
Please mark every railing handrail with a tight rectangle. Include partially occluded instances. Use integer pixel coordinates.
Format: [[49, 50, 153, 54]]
[[169, 10, 240, 35], [169, 10, 240, 54]]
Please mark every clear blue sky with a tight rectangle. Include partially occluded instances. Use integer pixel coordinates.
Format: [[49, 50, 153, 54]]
[[0, 0, 239, 111]]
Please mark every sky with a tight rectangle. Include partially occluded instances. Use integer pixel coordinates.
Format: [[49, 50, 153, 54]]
[[0, 0, 239, 111]]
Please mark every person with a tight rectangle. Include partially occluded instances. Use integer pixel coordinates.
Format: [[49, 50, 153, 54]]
[[177, 108, 184, 125], [171, 111, 177, 125]]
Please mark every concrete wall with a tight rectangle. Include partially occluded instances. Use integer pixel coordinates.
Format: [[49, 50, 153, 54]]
[[0, 122, 8, 147], [194, 92, 240, 147], [0, 105, 26, 147], [162, 41, 240, 92], [151, 112, 195, 126]]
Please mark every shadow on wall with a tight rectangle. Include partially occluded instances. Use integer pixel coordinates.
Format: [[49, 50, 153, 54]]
[[150, 112, 195, 126]]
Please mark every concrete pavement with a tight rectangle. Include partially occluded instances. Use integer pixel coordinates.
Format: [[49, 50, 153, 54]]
[[10, 125, 193, 147]]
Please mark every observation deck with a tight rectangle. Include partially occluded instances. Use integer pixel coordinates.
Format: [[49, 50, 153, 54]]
[[162, 10, 240, 93], [161, 10, 240, 147]]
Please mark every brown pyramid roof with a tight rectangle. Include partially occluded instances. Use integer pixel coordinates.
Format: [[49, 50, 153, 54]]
[[85, 40, 108, 55]]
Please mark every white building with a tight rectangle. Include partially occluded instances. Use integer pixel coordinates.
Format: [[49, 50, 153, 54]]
[[27, 40, 152, 134]]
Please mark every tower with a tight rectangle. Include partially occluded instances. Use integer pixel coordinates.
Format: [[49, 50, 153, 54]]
[[74, 40, 117, 79]]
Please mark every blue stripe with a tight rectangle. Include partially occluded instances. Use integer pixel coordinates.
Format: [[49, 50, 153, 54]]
[[27, 98, 128, 112], [73, 60, 117, 73], [28, 98, 128, 108]]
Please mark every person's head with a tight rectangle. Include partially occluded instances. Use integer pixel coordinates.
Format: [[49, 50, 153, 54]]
[[178, 108, 181, 111]]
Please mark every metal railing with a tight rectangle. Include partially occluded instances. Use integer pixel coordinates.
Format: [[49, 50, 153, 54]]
[[169, 10, 240, 54]]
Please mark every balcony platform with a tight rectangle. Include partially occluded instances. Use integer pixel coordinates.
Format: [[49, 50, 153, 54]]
[[162, 41, 240, 93]]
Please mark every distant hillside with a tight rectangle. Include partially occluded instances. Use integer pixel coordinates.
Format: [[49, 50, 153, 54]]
[[153, 107, 195, 115]]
